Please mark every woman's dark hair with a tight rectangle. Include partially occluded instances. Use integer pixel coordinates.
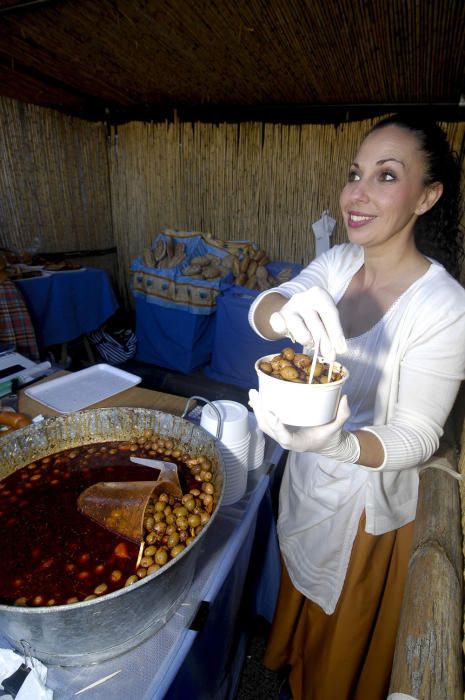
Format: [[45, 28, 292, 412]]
[[369, 113, 464, 279]]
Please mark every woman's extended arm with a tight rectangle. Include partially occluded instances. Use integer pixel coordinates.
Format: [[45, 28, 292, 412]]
[[251, 292, 288, 339]]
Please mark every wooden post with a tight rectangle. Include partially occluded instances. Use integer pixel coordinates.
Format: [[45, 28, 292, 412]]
[[389, 444, 463, 699]]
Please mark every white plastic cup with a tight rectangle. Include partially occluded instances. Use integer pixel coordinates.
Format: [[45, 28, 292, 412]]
[[220, 439, 249, 505], [248, 413, 266, 470], [250, 439, 265, 470], [200, 400, 250, 443]]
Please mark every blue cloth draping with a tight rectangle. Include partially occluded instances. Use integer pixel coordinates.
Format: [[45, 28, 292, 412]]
[[205, 284, 300, 389], [15, 268, 119, 347], [134, 297, 215, 373], [131, 232, 233, 315]]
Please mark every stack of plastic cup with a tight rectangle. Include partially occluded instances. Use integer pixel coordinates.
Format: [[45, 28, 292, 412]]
[[200, 400, 250, 505], [247, 412, 266, 470]]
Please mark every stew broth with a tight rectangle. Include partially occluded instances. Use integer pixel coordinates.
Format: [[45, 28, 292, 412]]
[[0, 438, 207, 607]]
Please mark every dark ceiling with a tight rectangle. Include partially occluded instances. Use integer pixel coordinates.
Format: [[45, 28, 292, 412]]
[[0, 0, 464, 124]]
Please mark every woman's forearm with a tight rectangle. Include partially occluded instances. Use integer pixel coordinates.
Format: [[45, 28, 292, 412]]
[[354, 429, 385, 469], [251, 292, 289, 339]]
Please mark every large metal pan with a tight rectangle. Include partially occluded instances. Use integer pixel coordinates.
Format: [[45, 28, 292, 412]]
[[0, 407, 225, 666]]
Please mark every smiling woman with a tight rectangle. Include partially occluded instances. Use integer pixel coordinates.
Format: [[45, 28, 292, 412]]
[[340, 126, 443, 250], [367, 114, 463, 278], [247, 114, 465, 700]]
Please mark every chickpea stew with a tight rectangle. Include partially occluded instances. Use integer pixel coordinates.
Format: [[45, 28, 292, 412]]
[[258, 347, 344, 384], [0, 431, 218, 607]]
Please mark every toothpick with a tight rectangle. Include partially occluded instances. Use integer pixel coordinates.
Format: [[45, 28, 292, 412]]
[[75, 670, 122, 695], [135, 540, 144, 569], [328, 362, 333, 383], [308, 337, 320, 385]]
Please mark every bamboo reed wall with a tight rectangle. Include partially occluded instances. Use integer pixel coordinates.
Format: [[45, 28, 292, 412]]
[[0, 97, 115, 280], [0, 95, 464, 306], [109, 118, 465, 303], [0, 99, 465, 304]]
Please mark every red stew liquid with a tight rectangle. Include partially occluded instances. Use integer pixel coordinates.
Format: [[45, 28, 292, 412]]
[[0, 441, 194, 607]]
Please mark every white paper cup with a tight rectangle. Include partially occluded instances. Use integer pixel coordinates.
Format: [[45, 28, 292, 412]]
[[248, 412, 266, 470], [255, 354, 349, 427], [221, 434, 250, 452], [200, 400, 250, 443], [220, 441, 248, 505], [250, 439, 265, 470]]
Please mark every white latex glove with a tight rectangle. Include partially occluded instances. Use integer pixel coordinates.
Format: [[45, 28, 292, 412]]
[[269, 286, 346, 360], [248, 389, 360, 462]]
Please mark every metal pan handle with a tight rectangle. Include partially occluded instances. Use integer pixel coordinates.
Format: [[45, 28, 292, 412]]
[[181, 395, 223, 439]]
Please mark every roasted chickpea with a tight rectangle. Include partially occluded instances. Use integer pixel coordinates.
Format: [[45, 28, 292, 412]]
[[170, 544, 186, 558], [110, 570, 123, 582], [293, 353, 311, 369], [139, 556, 154, 568], [280, 365, 299, 381], [145, 531, 158, 545], [176, 516, 189, 531], [147, 564, 161, 575], [155, 548, 169, 565], [282, 347, 296, 360], [167, 532, 180, 548], [144, 516, 155, 531], [188, 513, 201, 528]]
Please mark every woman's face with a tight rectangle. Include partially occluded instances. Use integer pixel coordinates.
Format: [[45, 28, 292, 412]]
[[339, 125, 433, 250]]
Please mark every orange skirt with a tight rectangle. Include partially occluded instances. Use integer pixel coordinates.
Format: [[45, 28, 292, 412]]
[[263, 513, 414, 700]]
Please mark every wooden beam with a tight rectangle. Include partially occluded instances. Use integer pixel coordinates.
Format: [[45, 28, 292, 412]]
[[389, 443, 463, 699]]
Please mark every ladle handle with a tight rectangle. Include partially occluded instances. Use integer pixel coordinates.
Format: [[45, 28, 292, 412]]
[[182, 395, 223, 439]]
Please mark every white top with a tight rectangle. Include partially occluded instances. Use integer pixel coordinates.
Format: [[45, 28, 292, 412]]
[[249, 243, 465, 612]]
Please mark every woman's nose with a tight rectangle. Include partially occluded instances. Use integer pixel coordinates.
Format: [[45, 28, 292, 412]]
[[350, 179, 369, 202]]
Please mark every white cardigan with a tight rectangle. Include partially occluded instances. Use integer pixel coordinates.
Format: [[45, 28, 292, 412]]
[[249, 243, 465, 612]]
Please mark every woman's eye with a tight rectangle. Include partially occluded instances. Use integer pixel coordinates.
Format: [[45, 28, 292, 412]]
[[348, 170, 360, 182], [380, 171, 396, 182]]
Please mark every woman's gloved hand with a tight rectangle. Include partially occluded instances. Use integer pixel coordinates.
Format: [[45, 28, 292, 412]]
[[269, 286, 346, 360], [248, 389, 360, 463]]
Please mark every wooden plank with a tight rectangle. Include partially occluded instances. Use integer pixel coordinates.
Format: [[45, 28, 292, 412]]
[[389, 444, 463, 699]]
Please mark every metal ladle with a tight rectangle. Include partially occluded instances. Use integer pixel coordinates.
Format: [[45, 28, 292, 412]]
[[77, 458, 182, 544], [78, 396, 220, 543]]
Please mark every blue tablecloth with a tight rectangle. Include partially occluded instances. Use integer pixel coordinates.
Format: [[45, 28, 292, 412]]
[[134, 297, 215, 373], [205, 285, 300, 389], [15, 268, 119, 347]]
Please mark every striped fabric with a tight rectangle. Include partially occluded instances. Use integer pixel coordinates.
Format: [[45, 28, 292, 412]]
[[88, 328, 137, 365], [0, 281, 40, 360]]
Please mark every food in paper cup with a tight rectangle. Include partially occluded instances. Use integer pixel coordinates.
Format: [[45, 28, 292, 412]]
[[255, 349, 349, 427]]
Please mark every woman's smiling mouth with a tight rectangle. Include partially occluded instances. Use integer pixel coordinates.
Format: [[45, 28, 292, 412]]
[[348, 212, 376, 227]]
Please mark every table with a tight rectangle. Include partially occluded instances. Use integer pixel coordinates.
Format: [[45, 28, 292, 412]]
[[12, 377, 284, 699], [18, 372, 188, 418], [15, 268, 119, 349]]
